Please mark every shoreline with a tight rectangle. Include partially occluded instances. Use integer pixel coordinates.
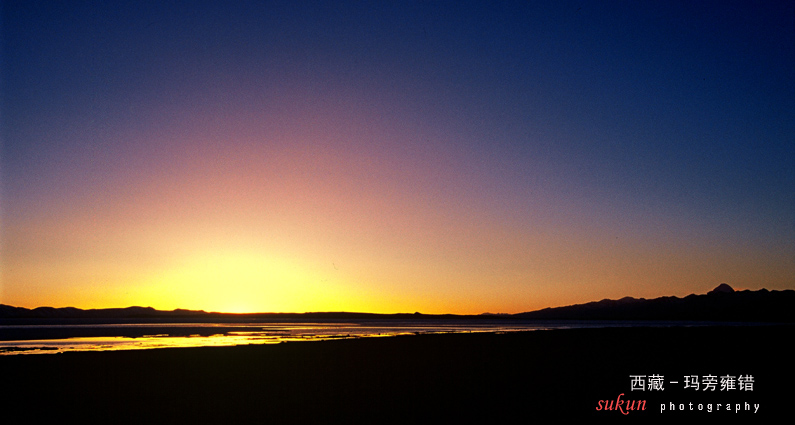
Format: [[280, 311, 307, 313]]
[[1, 325, 791, 423]]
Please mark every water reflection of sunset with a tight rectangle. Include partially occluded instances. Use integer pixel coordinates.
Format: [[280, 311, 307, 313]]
[[0, 321, 556, 355]]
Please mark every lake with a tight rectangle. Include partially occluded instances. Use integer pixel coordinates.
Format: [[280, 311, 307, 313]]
[[0, 319, 752, 355]]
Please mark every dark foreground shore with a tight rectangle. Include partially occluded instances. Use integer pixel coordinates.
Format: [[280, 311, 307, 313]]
[[1, 325, 791, 423]]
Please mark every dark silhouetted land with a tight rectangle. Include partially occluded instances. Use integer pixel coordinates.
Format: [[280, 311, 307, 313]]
[[1, 325, 791, 423], [3, 284, 793, 323], [2, 285, 792, 422], [515, 285, 795, 322]]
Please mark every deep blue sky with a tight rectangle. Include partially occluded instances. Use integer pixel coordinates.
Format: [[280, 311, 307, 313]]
[[1, 1, 793, 312]]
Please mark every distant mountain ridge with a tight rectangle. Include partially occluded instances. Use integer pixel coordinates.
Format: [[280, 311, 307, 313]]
[[0, 304, 457, 321], [0, 305, 209, 319], [1, 284, 793, 322], [515, 284, 795, 322]]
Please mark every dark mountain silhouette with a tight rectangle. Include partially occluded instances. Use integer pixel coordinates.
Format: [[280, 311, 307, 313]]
[[0, 304, 209, 319], [0, 304, 471, 322], [708, 282, 735, 294], [2, 284, 793, 322], [515, 284, 795, 322]]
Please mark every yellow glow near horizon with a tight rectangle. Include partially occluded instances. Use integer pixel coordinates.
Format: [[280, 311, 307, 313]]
[[134, 251, 341, 313]]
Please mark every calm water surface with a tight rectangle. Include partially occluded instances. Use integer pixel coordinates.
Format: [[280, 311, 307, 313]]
[[0, 320, 731, 355]]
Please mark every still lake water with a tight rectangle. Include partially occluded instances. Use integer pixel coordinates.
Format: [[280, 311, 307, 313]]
[[0, 319, 736, 355]]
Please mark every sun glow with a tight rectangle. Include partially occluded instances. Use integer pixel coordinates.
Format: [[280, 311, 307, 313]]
[[136, 251, 342, 313]]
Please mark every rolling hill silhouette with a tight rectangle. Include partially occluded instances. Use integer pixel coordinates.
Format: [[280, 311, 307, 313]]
[[515, 284, 795, 322], [1, 284, 793, 322]]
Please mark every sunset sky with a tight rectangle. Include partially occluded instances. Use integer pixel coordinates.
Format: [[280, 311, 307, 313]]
[[2, 1, 793, 314]]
